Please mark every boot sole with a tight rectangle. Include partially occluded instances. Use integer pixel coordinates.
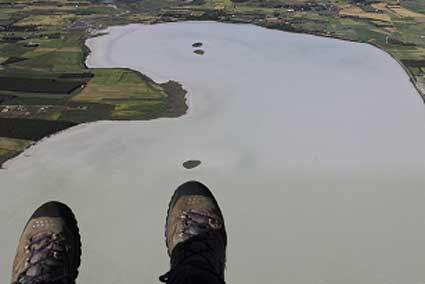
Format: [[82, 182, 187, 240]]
[[62, 204, 82, 283]]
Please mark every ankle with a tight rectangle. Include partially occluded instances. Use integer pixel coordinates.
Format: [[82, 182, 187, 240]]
[[170, 231, 226, 280]]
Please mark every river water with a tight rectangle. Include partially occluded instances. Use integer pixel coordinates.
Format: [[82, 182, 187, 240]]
[[1, 21, 425, 284]]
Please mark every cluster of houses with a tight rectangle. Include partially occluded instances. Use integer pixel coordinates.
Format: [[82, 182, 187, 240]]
[[1, 105, 34, 117], [0, 104, 88, 118]]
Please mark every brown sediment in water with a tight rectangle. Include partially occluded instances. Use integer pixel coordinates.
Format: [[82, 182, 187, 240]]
[[160, 80, 188, 117]]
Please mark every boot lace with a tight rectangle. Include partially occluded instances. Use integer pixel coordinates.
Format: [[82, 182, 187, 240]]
[[15, 232, 71, 284], [180, 210, 222, 239]]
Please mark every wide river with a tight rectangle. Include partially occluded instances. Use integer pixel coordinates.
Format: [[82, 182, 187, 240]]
[[1, 21, 425, 284]]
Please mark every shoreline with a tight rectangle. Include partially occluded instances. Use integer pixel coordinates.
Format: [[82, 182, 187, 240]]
[[1, 19, 423, 168], [0, 78, 188, 169], [236, 20, 425, 103], [0, 28, 188, 169], [147, 18, 425, 103], [81, 19, 425, 104]]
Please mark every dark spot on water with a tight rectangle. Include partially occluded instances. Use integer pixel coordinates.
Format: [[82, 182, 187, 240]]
[[183, 160, 201, 169], [193, 49, 205, 55], [192, 42, 203, 48]]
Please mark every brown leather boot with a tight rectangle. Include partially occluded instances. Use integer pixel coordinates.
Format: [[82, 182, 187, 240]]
[[160, 181, 227, 284], [11, 201, 81, 284]]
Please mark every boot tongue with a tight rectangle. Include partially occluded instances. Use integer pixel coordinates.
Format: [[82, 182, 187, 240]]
[[187, 222, 210, 235], [182, 210, 223, 240]]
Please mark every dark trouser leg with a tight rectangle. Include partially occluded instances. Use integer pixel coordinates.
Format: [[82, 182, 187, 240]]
[[161, 266, 223, 284], [160, 231, 226, 284]]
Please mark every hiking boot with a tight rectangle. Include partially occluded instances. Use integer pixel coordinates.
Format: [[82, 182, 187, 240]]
[[11, 201, 81, 284], [160, 181, 227, 284]]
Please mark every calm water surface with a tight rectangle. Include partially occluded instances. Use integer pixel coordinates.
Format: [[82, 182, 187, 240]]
[[1, 22, 425, 284]]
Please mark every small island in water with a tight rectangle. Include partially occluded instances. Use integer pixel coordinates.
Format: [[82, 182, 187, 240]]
[[194, 49, 205, 55], [183, 160, 201, 169]]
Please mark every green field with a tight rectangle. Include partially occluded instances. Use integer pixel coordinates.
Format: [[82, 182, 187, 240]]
[[0, 137, 32, 167], [71, 68, 171, 120], [0, 137, 32, 156]]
